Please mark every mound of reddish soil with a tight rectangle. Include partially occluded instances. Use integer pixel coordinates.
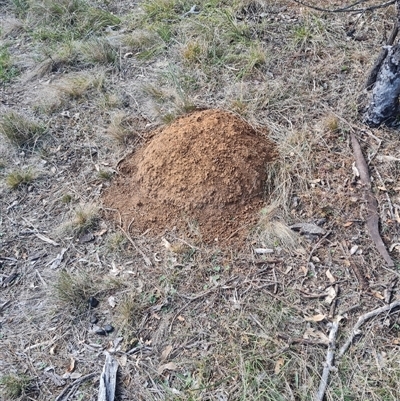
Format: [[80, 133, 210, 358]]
[[103, 109, 277, 244]]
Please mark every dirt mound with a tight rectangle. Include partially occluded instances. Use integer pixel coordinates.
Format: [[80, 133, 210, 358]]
[[103, 109, 277, 244]]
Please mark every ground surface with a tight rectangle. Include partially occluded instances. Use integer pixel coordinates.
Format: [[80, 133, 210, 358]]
[[103, 109, 277, 244], [1, 0, 400, 400]]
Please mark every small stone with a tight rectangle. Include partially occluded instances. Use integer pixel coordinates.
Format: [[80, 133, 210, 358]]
[[90, 315, 98, 324], [104, 324, 114, 333], [88, 297, 99, 308], [95, 328, 107, 336]]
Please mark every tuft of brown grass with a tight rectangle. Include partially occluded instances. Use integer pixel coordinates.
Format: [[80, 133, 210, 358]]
[[256, 203, 299, 250], [61, 203, 99, 236], [53, 269, 96, 313], [0, 112, 46, 147]]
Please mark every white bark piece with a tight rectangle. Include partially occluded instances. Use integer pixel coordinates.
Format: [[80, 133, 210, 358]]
[[98, 354, 118, 401]]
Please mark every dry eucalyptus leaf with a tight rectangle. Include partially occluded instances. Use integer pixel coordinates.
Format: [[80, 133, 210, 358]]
[[162, 237, 172, 250], [35, 233, 59, 246], [371, 290, 385, 300], [300, 266, 308, 276], [118, 354, 127, 367], [157, 362, 177, 375], [274, 357, 285, 374], [161, 345, 173, 362], [325, 286, 337, 305], [326, 270, 335, 283], [66, 357, 76, 373], [303, 327, 329, 344], [350, 245, 359, 255], [305, 314, 326, 322]]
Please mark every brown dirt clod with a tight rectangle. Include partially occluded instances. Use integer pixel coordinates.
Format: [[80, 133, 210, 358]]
[[103, 109, 277, 244]]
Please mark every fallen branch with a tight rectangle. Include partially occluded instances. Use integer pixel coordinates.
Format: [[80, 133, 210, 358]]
[[351, 133, 394, 267], [338, 299, 400, 357], [315, 318, 340, 401]]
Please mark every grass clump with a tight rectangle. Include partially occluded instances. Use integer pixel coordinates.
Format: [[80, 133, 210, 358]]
[[56, 72, 105, 99], [79, 38, 118, 65], [0, 374, 31, 399], [28, 0, 120, 43], [97, 169, 113, 181], [6, 170, 35, 189], [0, 112, 46, 147], [106, 112, 136, 145], [54, 269, 96, 312], [68, 204, 99, 235], [106, 232, 126, 252], [0, 46, 18, 83]]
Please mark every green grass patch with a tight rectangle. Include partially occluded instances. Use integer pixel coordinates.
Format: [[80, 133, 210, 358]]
[[25, 0, 120, 43], [0, 374, 31, 399], [0, 46, 19, 83]]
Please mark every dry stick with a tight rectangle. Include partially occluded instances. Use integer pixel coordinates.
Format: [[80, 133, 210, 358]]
[[291, 0, 396, 13], [315, 319, 340, 401], [54, 373, 97, 401], [350, 133, 394, 267], [338, 299, 400, 357], [118, 226, 152, 266]]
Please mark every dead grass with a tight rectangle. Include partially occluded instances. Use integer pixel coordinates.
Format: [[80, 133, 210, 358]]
[[61, 203, 99, 236], [53, 269, 97, 313], [1, 0, 400, 400], [0, 112, 46, 147], [55, 72, 105, 99], [106, 111, 133, 144], [6, 169, 35, 189]]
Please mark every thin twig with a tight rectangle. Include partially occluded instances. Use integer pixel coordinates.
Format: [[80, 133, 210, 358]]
[[54, 373, 97, 401], [315, 319, 340, 401], [291, 0, 395, 13], [118, 226, 152, 266], [338, 299, 400, 357], [308, 230, 332, 264]]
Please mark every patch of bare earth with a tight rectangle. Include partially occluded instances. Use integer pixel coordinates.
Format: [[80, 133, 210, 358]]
[[103, 109, 277, 245]]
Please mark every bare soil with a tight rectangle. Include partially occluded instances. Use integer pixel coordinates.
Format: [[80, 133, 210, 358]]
[[103, 109, 277, 244]]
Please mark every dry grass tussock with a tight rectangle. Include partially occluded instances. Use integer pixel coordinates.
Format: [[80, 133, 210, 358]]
[[1, 0, 400, 400]]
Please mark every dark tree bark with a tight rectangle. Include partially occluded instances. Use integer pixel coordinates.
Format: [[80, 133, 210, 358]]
[[364, 42, 400, 127], [364, 0, 400, 127]]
